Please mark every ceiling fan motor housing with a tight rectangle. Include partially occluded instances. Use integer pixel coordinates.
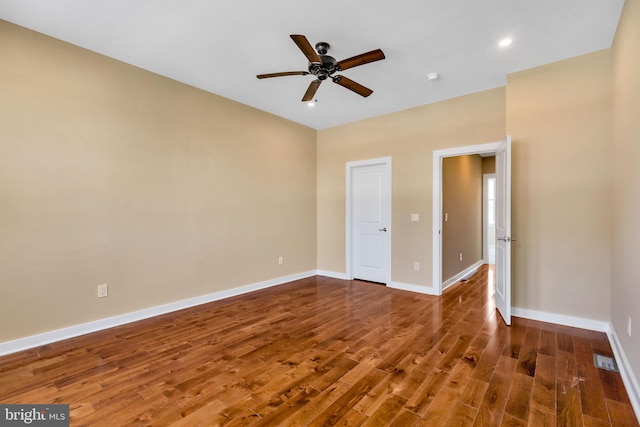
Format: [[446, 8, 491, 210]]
[[309, 55, 337, 80]]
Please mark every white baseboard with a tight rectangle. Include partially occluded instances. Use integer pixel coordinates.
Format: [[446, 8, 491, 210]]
[[388, 281, 438, 296], [316, 270, 350, 280], [442, 260, 484, 291], [0, 270, 317, 357], [511, 307, 610, 332], [607, 326, 640, 420], [317, 271, 440, 296]]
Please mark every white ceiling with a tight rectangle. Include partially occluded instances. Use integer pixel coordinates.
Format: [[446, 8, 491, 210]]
[[0, 0, 625, 130]]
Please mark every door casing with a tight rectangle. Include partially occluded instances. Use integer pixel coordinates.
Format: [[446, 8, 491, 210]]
[[432, 141, 505, 295]]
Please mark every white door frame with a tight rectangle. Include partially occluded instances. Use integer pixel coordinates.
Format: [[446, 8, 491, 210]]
[[432, 142, 501, 295], [346, 157, 392, 283]]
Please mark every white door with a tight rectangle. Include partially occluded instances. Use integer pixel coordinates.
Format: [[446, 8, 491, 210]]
[[495, 136, 512, 325], [351, 161, 391, 284]]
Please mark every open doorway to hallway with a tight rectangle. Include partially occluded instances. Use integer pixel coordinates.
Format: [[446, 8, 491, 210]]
[[433, 137, 511, 325], [440, 154, 496, 287]]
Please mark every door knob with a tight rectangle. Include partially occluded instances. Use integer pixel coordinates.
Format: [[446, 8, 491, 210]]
[[378, 227, 387, 232], [497, 236, 510, 242]]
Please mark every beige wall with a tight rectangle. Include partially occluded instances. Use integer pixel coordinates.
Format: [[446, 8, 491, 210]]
[[506, 50, 612, 321], [317, 88, 506, 287], [442, 155, 483, 281], [482, 156, 496, 174], [0, 21, 317, 342], [611, 0, 640, 391]]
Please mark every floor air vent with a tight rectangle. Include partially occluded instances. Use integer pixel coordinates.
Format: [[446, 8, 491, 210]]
[[593, 353, 619, 372]]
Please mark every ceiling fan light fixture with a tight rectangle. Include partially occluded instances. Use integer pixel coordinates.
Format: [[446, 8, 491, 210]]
[[307, 99, 317, 107], [499, 37, 513, 47]]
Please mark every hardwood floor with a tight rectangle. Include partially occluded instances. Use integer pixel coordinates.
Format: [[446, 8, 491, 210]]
[[0, 265, 637, 426]]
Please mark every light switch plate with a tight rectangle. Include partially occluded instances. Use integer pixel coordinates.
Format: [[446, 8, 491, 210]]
[[411, 213, 419, 222], [97, 284, 108, 298]]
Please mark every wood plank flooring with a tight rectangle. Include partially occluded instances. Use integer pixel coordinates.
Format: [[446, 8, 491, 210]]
[[1, 265, 638, 426]]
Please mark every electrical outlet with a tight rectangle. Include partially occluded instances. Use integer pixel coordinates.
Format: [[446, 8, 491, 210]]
[[414, 262, 420, 271], [97, 284, 108, 298], [459, 253, 463, 261], [278, 256, 284, 265], [628, 316, 632, 337]]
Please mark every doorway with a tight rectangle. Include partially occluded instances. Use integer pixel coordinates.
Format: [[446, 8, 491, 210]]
[[346, 157, 392, 284], [432, 137, 512, 325]]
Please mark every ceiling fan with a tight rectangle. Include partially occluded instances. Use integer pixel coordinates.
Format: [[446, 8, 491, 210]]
[[257, 35, 385, 102]]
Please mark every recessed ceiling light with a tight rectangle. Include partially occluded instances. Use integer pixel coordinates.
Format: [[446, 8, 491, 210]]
[[427, 72, 440, 81], [499, 38, 513, 47]]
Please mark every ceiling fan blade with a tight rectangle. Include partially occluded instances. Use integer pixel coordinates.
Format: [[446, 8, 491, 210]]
[[332, 75, 373, 97], [337, 49, 385, 71], [257, 71, 309, 79], [302, 80, 322, 102], [290, 34, 322, 63]]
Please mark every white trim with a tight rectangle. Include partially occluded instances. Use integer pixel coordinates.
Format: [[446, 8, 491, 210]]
[[345, 157, 392, 284], [512, 307, 610, 332], [434, 143, 503, 158], [388, 281, 438, 296], [608, 326, 640, 420], [433, 142, 501, 296], [317, 272, 440, 296], [442, 260, 484, 291], [316, 270, 350, 280], [432, 153, 442, 294], [0, 270, 316, 357]]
